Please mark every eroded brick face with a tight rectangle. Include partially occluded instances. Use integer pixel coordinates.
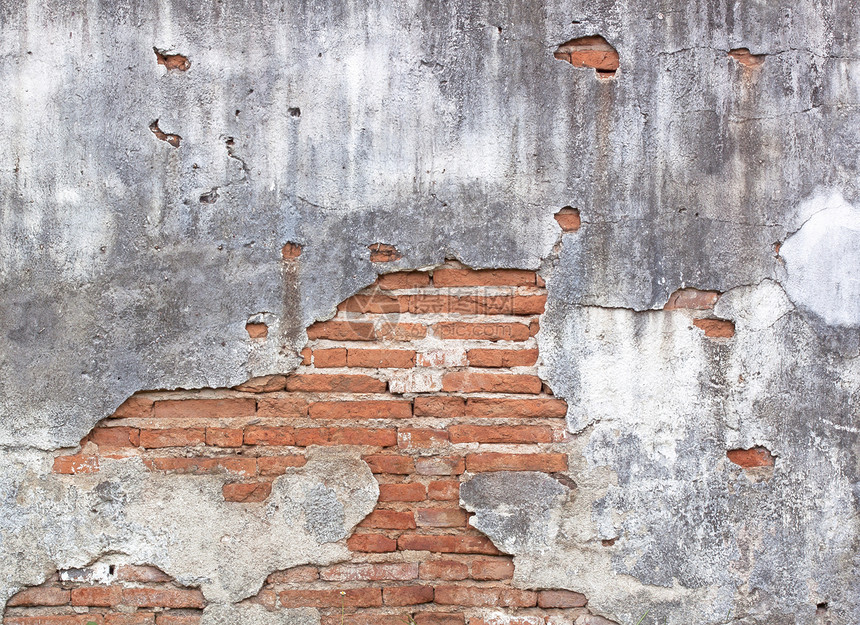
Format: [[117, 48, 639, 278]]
[[39, 265, 602, 623]]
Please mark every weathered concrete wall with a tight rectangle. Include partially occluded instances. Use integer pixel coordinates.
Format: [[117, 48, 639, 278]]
[[1, 0, 859, 623]]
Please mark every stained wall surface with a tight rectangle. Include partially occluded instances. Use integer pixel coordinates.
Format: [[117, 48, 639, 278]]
[[1, 0, 859, 624]]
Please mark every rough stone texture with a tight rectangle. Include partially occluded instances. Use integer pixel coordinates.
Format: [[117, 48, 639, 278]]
[[1, 0, 860, 624]]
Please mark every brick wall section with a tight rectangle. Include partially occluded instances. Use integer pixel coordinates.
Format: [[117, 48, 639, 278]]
[[35, 264, 608, 624]]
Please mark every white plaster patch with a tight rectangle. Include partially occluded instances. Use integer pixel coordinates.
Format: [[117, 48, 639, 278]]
[[781, 192, 860, 327]]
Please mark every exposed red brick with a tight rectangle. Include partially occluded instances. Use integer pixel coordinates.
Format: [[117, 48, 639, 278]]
[[235, 375, 288, 393], [419, 559, 469, 580], [205, 427, 243, 448], [293, 427, 397, 447], [555, 35, 619, 74], [53, 455, 99, 474], [398, 534, 500, 555], [529, 320, 539, 336], [306, 320, 376, 341], [320, 562, 418, 582], [90, 427, 140, 448], [70, 585, 122, 606], [149, 120, 181, 147], [383, 585, 434, 606], [441, 372, 542, 394], [223, 481, 272, 502], [257, 455, 307, 475], [287, 374, 386, 393], [301, 348, 313, 365], [368, 243, 403, 262], [405, 295, 479, 315], [313, 348, 348, 368], [538, 589, 588, 608], [115, 565, 172, 583], [4, 617, 106, 625], [466, 349, 539, 368], [434, 322, 530, 342], [435, 586, 536, 607], [416, 507, 468, 527], [727, 446, 775, 468], [256, 396, 308, 418], [729, 48, 766, 68], [363, 454, 415, 474], [664, 288, 720, 310], [139, 428, 205, 448], [465, 398, 567, 419], [378, 272, 431, 290], [693, 318, 735, 338], [282, 242, 303, 259], [154, 48, 190, 71], [433, 269, 535, 287], [155, 614, 202, 625], [321, 616, 406, 625], [279, 587, 382, 608], [246, 323, 268, 339], [466, 453, 568, 473], [428, 480, 460, 501], [7, 587, 70, 606], [359, 509, 417, 529], [416, 456, 465, 476], [449, 425, 553, 444], [111, 395, 154, 419], [153, 398, 255, 419], [469, 618, 544, 625], [106, 614, 156, 625], [347, 533, 397, 552], [414, 396, 465, 418], [378, 482, 427, 502], [245, 426, 297, 446], [471, 558, 515, 580], [414, 613, 465, 625], [512, 295, 547, 315], [266, 566, 319, 583], [398, 428, 449, 448], [348, 349, 415, 368], [122, 588, 205, 609], [554, 207, 581, 232], [144, 457, 256, 476], [339, 293, 404, 314], [310, 401, 412, 420], [377, 323, 428, 341]]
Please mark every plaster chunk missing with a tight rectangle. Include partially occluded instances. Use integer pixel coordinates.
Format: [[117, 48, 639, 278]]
[[554, 35, 619, 77], [149, 120, 181, 147], [728, 48, 765, 68], [154, 47, 191, 71]]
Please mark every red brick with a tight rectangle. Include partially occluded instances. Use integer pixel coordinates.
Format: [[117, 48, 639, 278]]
[[293, 427, 397, 447], [235, 375, 287, 393], [7, 587, 70, 606], [378, 323, 427, 341], [282, 242, 303, 258], [301, 348, 313, 365], [321, 562, 419, 582], [139, 428, 205, 448], [306, 320, 376, 341], [266, 566, 319, 583], [693, 318, 735, 338], [89, 427, 140, 448], [383, 585, 434, 606], [257, 455, 306, 475], [122, 588, 205, 609], [359, 509, 416, 529], [4, 618, 106, 625], [465, 398, 567, 418], [155, 616, 202, 625], [378, 272, 431, 290], [449, 425, 552, 444], [404, 295, 477, 315], [206, 427, 243, 447], [471, 558, 514, 580], [416, 507, 467, 527], [416, 456, 465, 476], [70, 586, 121, 607], [286, 374, 386, 393], [53, 455, 99, 474], [664, 288, 719, 310], [529, 320, 539, 336], [398, 428, 449, 448], [363, 454, 415, 474], [348, 349, 415, 368], [432, 269, 536, 287], [223, 481, 272, 502], [513, 295, 547, 315], [115, 565, 171, 582], [414, 396, 465, 418], [554, 207, 581, 232], [313, 348, 347, 368], [279, 588, 382, 608], [144, 457, 257, 475], [256, 396, 308, 418], [152, 398, 255, 419], [310, 401, 412, 420], [414, 613, 465, 625], [434, 586, 536, 607], [441, 372, 542, 394], [320, 617, 407, 625], [368, 243, 402, 262], [466, 453, 568, 473], [469, 618, 544, 625], [398, 534, 500, 555], [246, 322, 268, 338], [347, 533, 397, 552], [379, 482, 426, 502], [434, 323, 530, 342], [727, 446, 775, 468], [339, 293, 404, 313], [428, 480, 460, 501], [466, 349, 539, 368], [106, 614, 156, 625], [244, 426, 295, 446], [538, 589, 588, 608], [419, 559, 469, 580], [112, 395, 154, 419]]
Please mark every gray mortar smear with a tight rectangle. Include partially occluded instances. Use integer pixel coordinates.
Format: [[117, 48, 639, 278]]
[[2, 0, 860, 623]]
